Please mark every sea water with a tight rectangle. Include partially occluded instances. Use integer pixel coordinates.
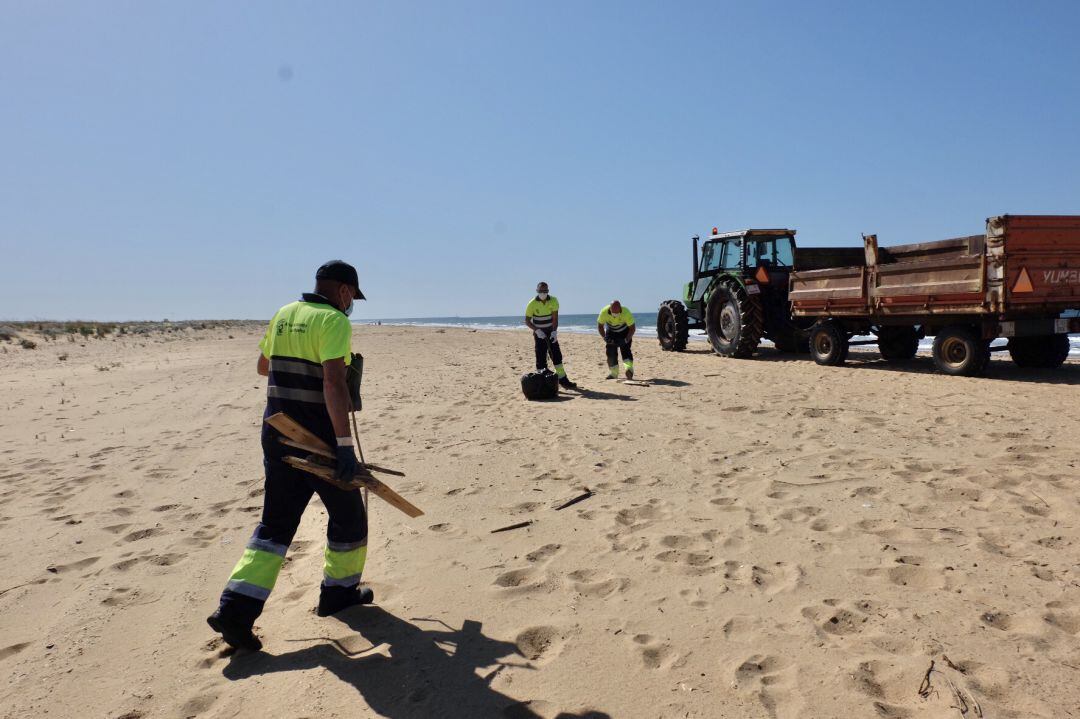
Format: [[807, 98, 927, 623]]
[[367, 314, 1080, 356]]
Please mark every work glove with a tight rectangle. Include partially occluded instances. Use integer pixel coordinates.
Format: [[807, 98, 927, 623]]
[[549, 330, 558, 343], [534, 328, 547, 339], [334, 444, 360, 483]]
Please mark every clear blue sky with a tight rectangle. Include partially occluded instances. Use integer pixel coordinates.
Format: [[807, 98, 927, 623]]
[[2, 1, 1079, 321]]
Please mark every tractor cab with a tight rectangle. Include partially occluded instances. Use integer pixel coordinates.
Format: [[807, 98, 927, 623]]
[[689, 229, 797, 304], [659, 226, 806, 356]]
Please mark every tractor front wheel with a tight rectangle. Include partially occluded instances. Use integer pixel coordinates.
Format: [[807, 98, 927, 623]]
[[705, 281, 763, 358], [657, 300, 689, 352], [809, 321, 849, 366]]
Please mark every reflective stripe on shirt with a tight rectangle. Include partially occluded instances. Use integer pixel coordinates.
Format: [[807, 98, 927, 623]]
[[268, 386, 325, 404], [270, 358, 325, 378]]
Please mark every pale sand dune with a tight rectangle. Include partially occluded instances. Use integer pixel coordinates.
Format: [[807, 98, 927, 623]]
[[1, 325, 1079, 718]]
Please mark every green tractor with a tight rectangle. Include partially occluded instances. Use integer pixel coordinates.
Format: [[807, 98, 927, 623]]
[[657, 228, 810, 356]]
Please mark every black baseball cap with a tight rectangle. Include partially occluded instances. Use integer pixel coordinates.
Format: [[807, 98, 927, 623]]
[[316, 260, 366, 300]]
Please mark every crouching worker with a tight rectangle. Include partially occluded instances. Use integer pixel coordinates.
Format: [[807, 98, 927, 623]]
[[207, 260, 372, 651], [598, 300, 636, 380], [525, 281, 577, 389]]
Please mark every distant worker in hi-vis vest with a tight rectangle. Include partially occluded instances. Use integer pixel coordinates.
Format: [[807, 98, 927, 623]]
[[598, 300, 636, 380], [208, 260, 372, 652], [524, 281, 577, 389]]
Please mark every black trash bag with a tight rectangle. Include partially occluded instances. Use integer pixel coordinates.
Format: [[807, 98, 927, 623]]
[[520, 369, 559, 401], [346, 352, 363, 411]]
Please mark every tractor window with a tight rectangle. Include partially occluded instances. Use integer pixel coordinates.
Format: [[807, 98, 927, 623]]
[[721, 240, 740, 270], [700, 242, 722, 273], [775, 238, 795, 267], [745, 241, 766, 268], [745, 237, 795, 268]]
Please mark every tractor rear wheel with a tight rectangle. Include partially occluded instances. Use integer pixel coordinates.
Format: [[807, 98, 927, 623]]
[[809, 321, 849, 366], [657, 300, 689, 352], [705, 281, 763, 358], [932, 325, 990, 376], [877, 326, 919, 362], [1008, 334, 1070, 369]]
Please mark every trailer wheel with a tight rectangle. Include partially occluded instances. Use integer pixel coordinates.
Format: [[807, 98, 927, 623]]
[[809, 321, 849, 366], [932, 326, 990, 376], [657, 300, 689, 352], [877, 327, 919, 362], [705, 281, 763, 358], [1008, 334, 1070, 369]]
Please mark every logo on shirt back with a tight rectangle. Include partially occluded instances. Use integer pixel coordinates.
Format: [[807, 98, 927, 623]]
[[275, 319, 309, 336]]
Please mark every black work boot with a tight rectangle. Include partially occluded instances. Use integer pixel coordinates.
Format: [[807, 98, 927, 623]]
[[207, 611, 263, 652], [558, 377, 577, 390], [317, 585, 375, 617]]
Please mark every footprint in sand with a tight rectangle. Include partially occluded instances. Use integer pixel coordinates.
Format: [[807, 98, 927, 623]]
[[493, 567, 543, 589], [731, 653, 797, 717], [721, 560, 803, 595], [630, 634, 679, 670], [514, 625, 565, 664], [524, 544, 561, 563], [566, 568, 629, 598], [800, 601, 876, 638], [122, 527, 163, 543]]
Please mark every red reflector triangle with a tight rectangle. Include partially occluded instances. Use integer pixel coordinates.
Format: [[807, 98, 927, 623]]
[[1012, 267, 1034, 293], [755, 266, 771, 284]]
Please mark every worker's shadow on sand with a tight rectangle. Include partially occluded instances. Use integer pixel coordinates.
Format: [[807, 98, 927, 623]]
[[572, 388, 636, 401], [222, 607, 610, 719], [643, 378, 689, 387]]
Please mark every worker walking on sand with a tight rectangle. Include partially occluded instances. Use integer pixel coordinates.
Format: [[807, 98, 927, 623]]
[[598, 300, 636, 380], [525, 281, 577, 389], [208, 260, 371, 651]]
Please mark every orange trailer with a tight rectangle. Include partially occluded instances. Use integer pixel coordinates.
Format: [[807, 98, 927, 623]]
[[788, 215, 1080, 375]]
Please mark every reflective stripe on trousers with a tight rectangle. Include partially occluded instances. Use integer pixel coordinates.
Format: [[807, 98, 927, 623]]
[[225, 536, 289, 600], [323, 540, 367, 588]]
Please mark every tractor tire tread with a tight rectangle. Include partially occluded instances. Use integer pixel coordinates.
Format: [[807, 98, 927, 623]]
[[657, 300, 690, 352]]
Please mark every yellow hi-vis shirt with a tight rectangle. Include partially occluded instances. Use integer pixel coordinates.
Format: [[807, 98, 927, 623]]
[[525, 296, 559, 330], [598, 304, 635, 333], [260, 296, 353, 366]]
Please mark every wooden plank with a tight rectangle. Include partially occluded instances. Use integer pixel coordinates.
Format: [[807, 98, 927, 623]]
[[266, 412, 331, 451], [282, 456, 424, 518], [278, 437, 406, 477], [280, 436, 334, 460]]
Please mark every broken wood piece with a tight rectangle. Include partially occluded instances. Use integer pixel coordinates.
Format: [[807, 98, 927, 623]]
[[281, 455, 376, 487], [282, 456, 424, 518], [278, 437, 405, 477], [620, 379, 651, 386], [266, 412, 331, 451], [280, 436, 334, 460], [554, 489, 593, 510], [490, 520, 533, 534]]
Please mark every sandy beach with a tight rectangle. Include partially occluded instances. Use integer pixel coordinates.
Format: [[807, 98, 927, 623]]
[[1, 323, 1079, 718]]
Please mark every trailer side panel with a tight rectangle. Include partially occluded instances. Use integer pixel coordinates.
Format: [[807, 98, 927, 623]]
[[994, 215, 1080, 311]]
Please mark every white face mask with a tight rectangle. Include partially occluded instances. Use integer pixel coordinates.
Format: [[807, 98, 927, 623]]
[[538, 292, 549, 300], [343, 300, 353, 317]]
